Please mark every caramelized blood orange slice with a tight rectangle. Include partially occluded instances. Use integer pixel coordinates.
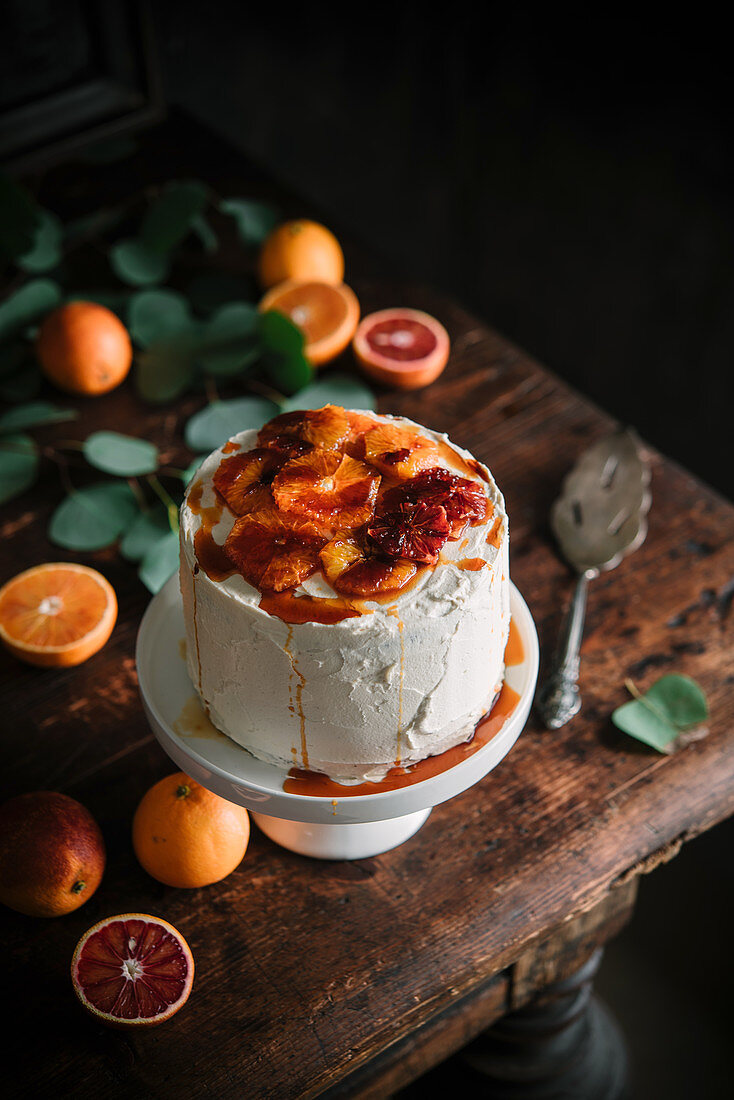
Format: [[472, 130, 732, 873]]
[[213, 448, 279, 514], [362, 422, 438, 479], [259, 280, 360, 366], [0, 563, 117, 667], [224, 508, 326, 592], [258, 404, 350, 452], [272, 451, 380, 530], [368, 500, 450, 564], [320, 534, 417, 596], [71, 913, 194, 1027], [353, 308, 449, 390], [382, 466, 489, 537]]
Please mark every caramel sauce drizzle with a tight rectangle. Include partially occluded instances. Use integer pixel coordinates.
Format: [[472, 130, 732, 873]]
[[283, 625, 309, 769], [504, 618, 524, 667], [456, 557, 485, 571], [485, 514, 502, 548]]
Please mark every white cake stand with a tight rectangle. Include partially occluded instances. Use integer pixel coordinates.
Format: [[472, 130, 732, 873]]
[[135, 576, 539, 860]]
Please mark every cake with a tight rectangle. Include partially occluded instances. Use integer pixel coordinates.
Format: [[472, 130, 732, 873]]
[[179, 405, 510, 783]]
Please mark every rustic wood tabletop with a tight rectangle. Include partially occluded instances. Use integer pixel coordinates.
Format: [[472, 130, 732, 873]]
[[1, 114, 733, 1099]]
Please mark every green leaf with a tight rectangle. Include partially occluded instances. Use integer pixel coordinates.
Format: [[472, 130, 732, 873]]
[[83, 431, 159, 476], [259, 310, 312, 394], [219, 198, 279, 245], [190, 214, 218, 254], [0, 433, 39, 503], [120, 505, 171, 562], [280, 373, 377, 412], [0, 278, 62, 342], [17, 210, 63, 274], [140, 181, 209, 253], [110, 239, 169, 287], [128, 288, 193, 347], [48, 481, 139, 550], [184, 397, 279, 452], [612, 674, 709, 753], [198, 303, 260, 376], [0, 401, 77, 434], [138, 530, 180, 593], [187, 272, 254, 314], [136, 331, 199, 403], [180, 455, 207, 485], [0, 175, 40, 261]]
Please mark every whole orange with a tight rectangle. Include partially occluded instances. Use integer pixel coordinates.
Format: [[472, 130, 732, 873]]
[[36, 301, 132, 395], [132, 772, 250, 888], [258, 219, 344, 289], [0, 791, 106, 917]]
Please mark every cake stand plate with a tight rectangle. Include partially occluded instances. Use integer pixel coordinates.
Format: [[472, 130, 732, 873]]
[[136, 577, 539, 860]]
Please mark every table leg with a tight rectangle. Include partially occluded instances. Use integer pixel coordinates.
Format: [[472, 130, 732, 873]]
[[457, 948, 630, 1099]]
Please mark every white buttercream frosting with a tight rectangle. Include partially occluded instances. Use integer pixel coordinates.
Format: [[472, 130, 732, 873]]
[[179, 411, 510, 782]]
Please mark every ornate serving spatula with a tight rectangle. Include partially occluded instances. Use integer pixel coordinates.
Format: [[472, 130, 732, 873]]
[[536, 428, 652, 729]]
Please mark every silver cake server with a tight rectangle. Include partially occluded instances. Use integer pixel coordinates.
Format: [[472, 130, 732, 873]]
[[536, 427, 652, 729]]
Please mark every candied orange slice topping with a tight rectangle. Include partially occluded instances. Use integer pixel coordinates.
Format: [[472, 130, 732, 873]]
[[224, 508, 327, 592], [381, 466, 489, 538], [320, 533, 417, 597], [258, 404, 350, 452], [368, 500, 450, 565], [213, 448, 279, 514], [362, 422, 438, 478], [272, 451, 380, 530]]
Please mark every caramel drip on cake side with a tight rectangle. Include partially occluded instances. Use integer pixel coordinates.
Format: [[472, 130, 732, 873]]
[[504, 618, 524, 667], [283, 626, 308, 769], [191, 565, 204, 700], [485, 514, 502, 548], [386, 605, 405, 766]]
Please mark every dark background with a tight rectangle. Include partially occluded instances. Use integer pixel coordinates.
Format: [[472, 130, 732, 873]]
[[2, 4, 732, 1097]]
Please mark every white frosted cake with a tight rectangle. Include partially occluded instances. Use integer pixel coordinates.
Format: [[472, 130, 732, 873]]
[[179, 405, 510, 782]]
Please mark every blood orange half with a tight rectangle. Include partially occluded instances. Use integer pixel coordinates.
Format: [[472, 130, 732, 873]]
[[71, 914, 194, 1027], [352, 308, 450, 390]]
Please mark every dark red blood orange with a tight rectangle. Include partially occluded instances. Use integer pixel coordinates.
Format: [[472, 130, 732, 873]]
[[71, 913, 194, 1026], [353, 308, 450, 390]]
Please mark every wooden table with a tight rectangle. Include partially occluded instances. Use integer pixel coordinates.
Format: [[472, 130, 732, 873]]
[[2, 115, 733, 1099]]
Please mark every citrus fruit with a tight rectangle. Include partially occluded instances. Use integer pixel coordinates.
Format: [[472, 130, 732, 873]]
[[132, 772, 250, 888], [353, 308, 450, 390], [258, 219, 344, 288], [0, 791, 105, 917], [0, 562, 117, 667], [259, 279, 359, 366], [71, 913, 194, 1026], [36, 301, 132, 395]]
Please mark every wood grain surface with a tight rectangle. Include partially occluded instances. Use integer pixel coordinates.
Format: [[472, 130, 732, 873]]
[[1, 115, 733, 1099]]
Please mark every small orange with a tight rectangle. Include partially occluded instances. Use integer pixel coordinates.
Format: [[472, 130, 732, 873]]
[[37, 301, 132, 395], [72, 913, 194, 1026], [132, 772, 250, 888], [0, 563, 117, 668], [258, 219, 344, 289], [0, 791, 106, 917], [259, 279, 360, 367]]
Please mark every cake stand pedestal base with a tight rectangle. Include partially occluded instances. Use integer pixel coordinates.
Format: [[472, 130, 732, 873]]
[[251, 807, 432, 860]]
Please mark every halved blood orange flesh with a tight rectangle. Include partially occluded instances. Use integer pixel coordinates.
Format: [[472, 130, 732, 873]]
[[0, 563, 117, 667], [71, 914, 194, 1027], [353, 308, 450, 390], [259, 280, 360, 366]]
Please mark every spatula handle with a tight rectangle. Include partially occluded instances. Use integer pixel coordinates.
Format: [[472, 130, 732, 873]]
[[536, 571, 591, 729]]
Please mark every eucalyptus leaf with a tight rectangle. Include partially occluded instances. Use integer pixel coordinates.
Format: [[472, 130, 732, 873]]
[[0, 175, 40, 261], [17, 209, 63, 274], [184, 397, 279, 452], [0, 433, 39, 503], [48, 481, 139, 550], [65, 207, 127, 246], [83, 431, 159, 476], [0, 278, 62, 342], [191, 214, 218, 254], [219, 198, 279, 245], [136, 331, 200, 403], [138, 530, 180, 594], [140, 180, 209, 254], [120, 505, 171, 562], [110, 239, 169, 287], [187, 272, 254, 314], [611, 674, 709, 753], [259, 310, 312, 394], [0, 401, 77, 434], [128, 289, 193, 347], [198, 303, 260, 376], [280, 373, 376, 413]]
